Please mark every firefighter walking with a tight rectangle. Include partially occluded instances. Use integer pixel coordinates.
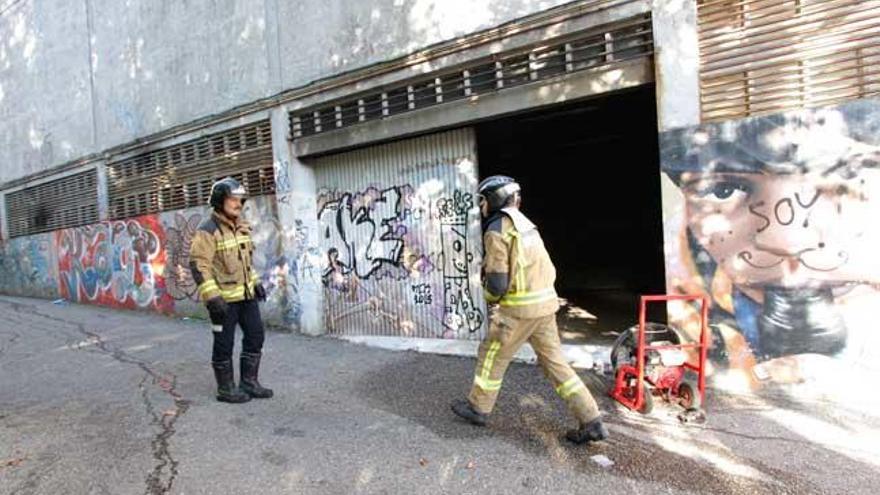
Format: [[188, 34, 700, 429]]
[[451, 175, 608, 444], [190, 177, 274, 404]]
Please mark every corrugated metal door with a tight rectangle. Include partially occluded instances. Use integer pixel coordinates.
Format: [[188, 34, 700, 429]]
[[312, 128, 486, 340]]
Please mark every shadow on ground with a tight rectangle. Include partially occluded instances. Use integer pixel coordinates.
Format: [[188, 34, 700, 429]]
[[352, 350, 844, 494]]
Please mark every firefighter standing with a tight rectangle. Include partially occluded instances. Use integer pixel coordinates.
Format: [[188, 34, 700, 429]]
[[451, 175, 608, 444], [189, 177, 274, 404]]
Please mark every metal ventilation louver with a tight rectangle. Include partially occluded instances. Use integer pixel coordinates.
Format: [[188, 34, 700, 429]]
[[290, 14, 653, 138], [107, 121, 275, 220], [6, 170, 99, 237]]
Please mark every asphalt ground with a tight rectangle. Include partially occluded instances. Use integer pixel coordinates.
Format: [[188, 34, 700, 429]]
[[1, 295, 878, 494]]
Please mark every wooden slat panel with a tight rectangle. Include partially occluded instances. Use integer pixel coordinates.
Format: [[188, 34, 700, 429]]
[[698, 0, 880, 122]]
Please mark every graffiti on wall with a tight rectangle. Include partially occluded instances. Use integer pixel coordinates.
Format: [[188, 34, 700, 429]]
[[660, 98, 880, 400], [0, 235, 59, 298], [264, 216, 318, 327], [162, 198, 285, 318], [164, 212, 203, 301], [318, 186, 413, 286], [317, 179, 485, 339], [56, 216, 174, 311], [0, 196, 290, 325], [274, 159, 292, 195], [412, 283, 433, 305], [438, 190, 483, 333]]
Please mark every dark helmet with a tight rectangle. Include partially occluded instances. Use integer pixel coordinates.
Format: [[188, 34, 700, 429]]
[[209, 177, 247, 210], [478, 175, 521, 213]]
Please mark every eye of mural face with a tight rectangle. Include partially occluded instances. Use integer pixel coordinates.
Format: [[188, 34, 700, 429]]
[[684, 176, 754, 207]]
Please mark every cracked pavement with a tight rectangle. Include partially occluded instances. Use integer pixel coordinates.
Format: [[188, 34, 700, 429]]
[[1, 295, 878, 494]]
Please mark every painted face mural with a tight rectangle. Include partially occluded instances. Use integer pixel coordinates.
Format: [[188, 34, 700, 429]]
[[661, 98, 880, 400]]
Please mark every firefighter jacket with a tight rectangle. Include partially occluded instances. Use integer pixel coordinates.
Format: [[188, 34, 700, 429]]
[[189, 211, 260, 303], [482, 208, 559, 319]]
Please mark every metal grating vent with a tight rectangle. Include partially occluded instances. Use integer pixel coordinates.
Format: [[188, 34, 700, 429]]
[[6, 170, 99, 238], [107, 121, 275, 220], [290, 14, 653, 138], [699, 0, 880, 122]]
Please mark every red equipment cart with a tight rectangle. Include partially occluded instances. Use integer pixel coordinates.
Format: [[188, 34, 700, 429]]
[[609, 294, 709, 414]]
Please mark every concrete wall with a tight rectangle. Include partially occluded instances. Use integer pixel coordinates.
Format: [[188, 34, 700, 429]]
[[0, 0, 575, 185], [0, 195, 289, 325], [88, 0, 273, 152], [0, 0, 96, 183]]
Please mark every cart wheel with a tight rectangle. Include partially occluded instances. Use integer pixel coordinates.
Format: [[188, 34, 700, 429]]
[[678, 380, 701, 410], [610, 322, 684, 370], [638, 387, 654, 414]]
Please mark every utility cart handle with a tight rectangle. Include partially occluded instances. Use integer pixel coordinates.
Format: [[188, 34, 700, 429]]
[[636, 294, 710, 411]]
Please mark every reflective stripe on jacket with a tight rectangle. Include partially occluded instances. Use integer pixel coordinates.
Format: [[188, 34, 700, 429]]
[[189, 212, 259, 303], [482, 209, 559, 318]]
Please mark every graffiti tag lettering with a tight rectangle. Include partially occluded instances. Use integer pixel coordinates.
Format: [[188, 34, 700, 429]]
[[56, 217, 171, 310], [412, 283, 433, 305], [437, 190, 483, 333], [749, 190, 824, 233], [318, 186, 410, 282]]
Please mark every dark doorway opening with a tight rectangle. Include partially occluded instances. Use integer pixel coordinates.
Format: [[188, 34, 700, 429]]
[[476, 85, 666, 344]]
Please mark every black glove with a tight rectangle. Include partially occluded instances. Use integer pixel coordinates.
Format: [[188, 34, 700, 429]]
[[254, 283, 267, 302], [206, 296, 229, 327]]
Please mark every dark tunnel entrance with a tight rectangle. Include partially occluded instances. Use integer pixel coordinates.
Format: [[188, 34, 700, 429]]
[[476, 85, 667, 344]]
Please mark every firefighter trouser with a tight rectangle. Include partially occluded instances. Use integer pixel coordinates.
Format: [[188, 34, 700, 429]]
[[212, 300, 265, 362], [467, 312, 600, 424]]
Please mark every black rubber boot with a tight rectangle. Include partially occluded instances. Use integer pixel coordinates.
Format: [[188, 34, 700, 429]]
[[212, 360, 251, 404], [565, 417, 609, 444], [240, 352, 274, 399], [451, 399, 488, 426]]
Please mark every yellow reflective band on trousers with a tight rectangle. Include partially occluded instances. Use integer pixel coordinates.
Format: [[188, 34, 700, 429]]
[[473, 375, 502, 391], [475, 341, 502, 391], [500, 287, 557, 307], [198, 280, 220, 297], [555, 375, 585, 399]]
